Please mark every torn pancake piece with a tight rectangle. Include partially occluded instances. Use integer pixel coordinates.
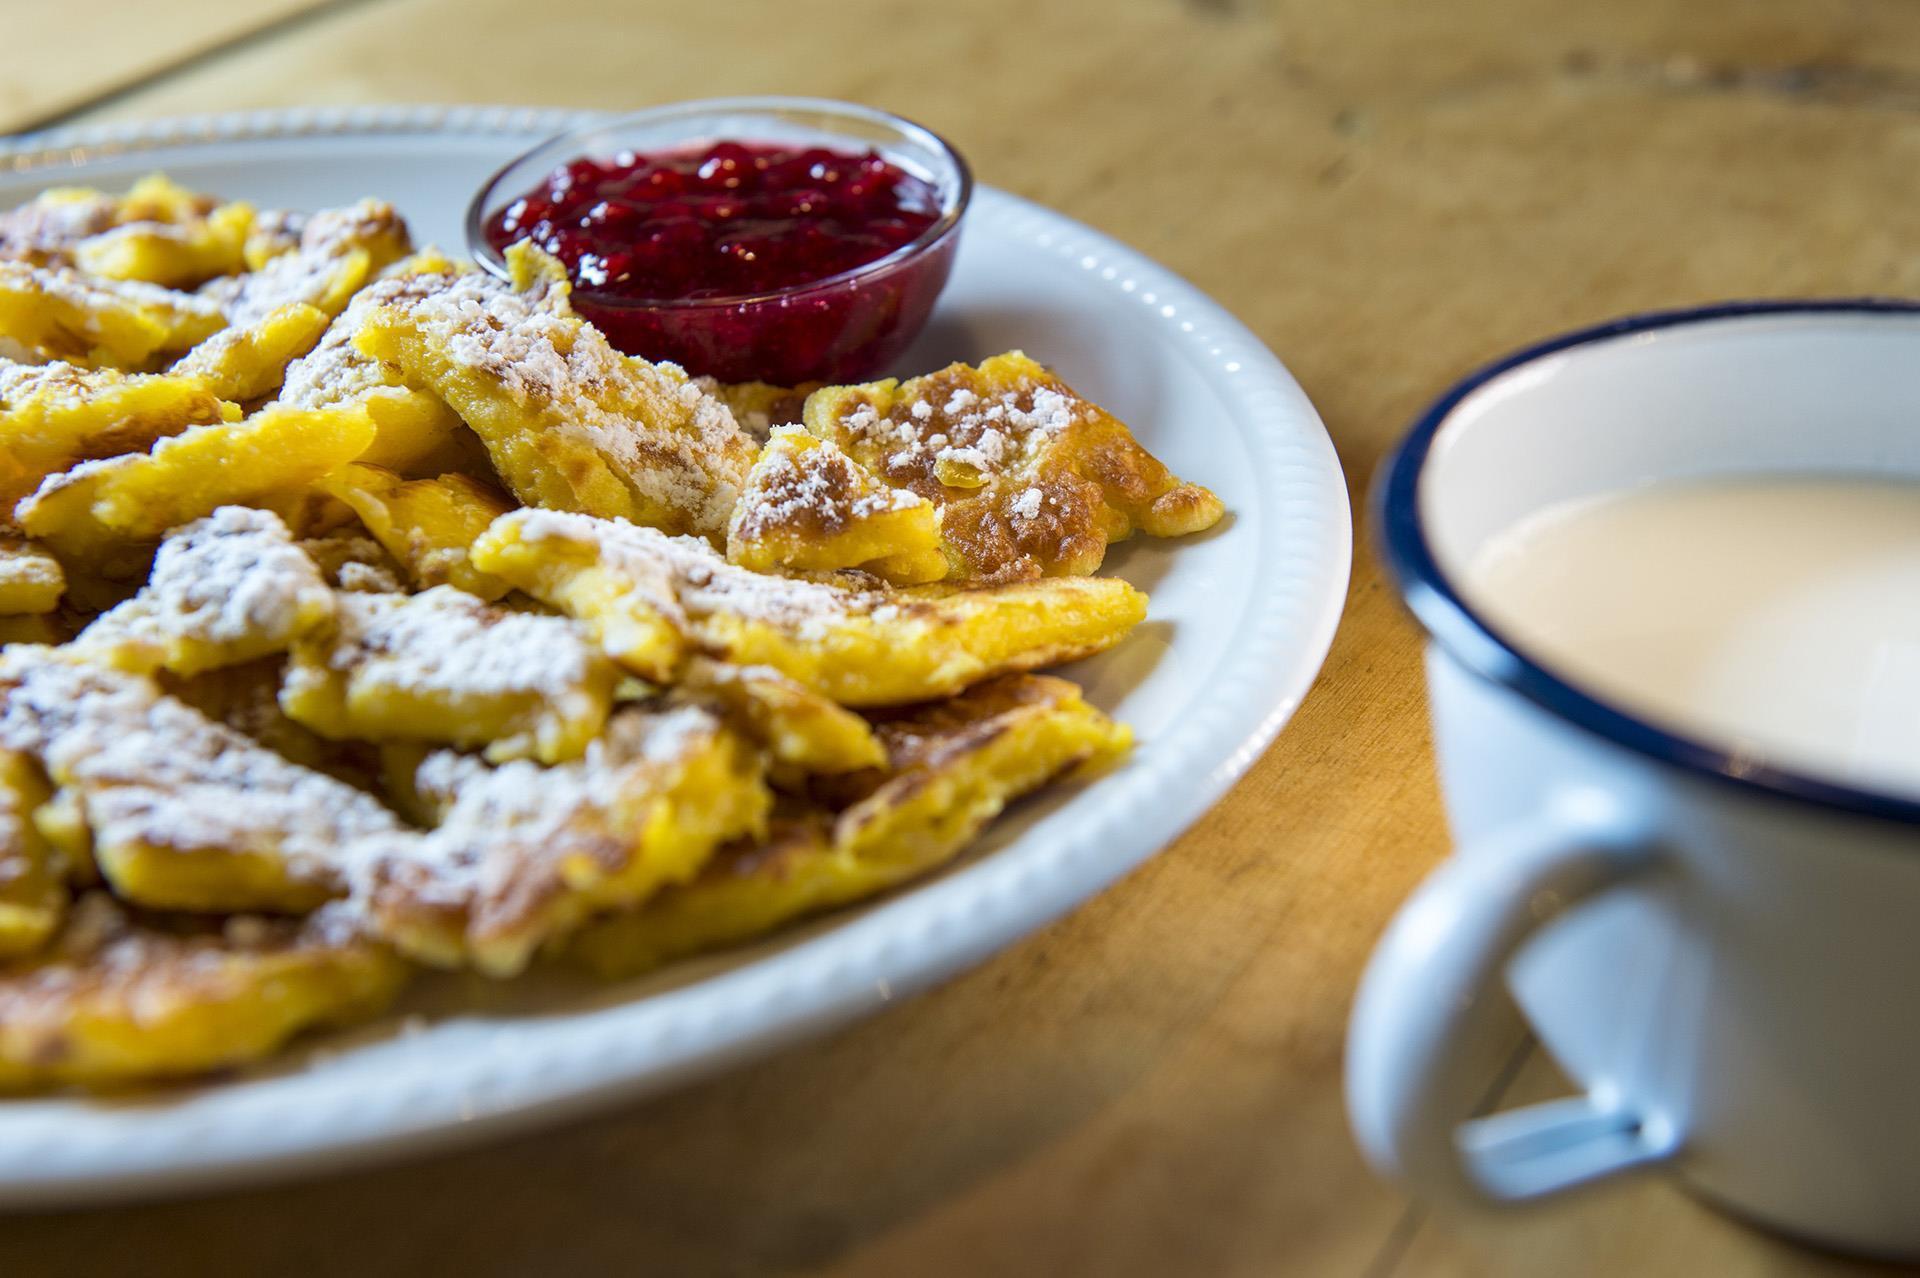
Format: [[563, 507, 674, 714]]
[[359, 703, 770, 975], [167, 301, 329, 401], [280, 585, 616, 765], [0, 260, 225, 369], [351, 243, 756, 539], [0, 894, 406, 1092], [72, 507, 334, 676], [275, 252, 475, 476], [0, 360, 236, 518], [318, 463, 513, 599], [806, 351, 1223, 580], [1, 174, 246, 288], [73, 192, 253, 290], [569, 674, 1130, 976], [471, 509, 1148, 705], [676, 657, 885, 776], [206, 198, 412, 326], [726, 425, 945, 585], [16, 402, 377, 562], [0, 748, 63, 960], [0, 647, 408, 913]]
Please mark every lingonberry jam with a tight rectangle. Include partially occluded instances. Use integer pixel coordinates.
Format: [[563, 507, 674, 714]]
[[482, 141, 958, 384]]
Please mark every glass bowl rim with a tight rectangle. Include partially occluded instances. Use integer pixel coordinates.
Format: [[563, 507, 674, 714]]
[[464, 95, 973, 310]]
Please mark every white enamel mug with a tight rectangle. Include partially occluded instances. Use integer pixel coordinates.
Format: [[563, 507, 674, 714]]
[[1347, 301, 1920, 1257]]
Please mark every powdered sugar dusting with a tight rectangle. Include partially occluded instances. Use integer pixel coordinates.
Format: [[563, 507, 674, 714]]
[[0, 537, 63, 596], [0, 645, 727, 962], [829, 369, 1084, 492], [246, 208, 306, 261], [335, 560, 402, 594], [218, 199, 409, 326], [77, 507, 330, 660], [279, 267, 458, 408], [400, 700, 716, 895], [347, 702, 725, 955], [0, 649, 405, 890], [296, 585, 598, 702], [1, 259, 224, 327], [296, 534, 405, 594], [386, 269, 755, 536], [0, 192, 118, 265], [504, 509, 891, 634], [731, 426, 923, 543], [4, 360, 115, 409], [0, 894, 376, 1025], [690, 375, 809, 442]]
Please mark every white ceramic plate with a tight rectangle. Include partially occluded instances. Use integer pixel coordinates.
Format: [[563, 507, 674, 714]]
[[0, 108, 1350, 1206]]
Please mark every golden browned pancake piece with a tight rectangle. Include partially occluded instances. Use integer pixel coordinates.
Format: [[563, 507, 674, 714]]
[[569, 673, 1131, 976], [725, 426, 944, 584], [355, 702, 770, 976], [806, 350, 1223, 581], [351, 244, 757, 540], [0, 895, 406, 1092], [471, 509, 1148, 705]]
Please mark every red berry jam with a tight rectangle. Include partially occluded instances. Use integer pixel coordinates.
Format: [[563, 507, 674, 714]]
[[482, 141, 958, 385]]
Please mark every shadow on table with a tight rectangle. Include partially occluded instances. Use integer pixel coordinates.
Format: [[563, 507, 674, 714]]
[[7, 855, 1398, 1278], [7, 924, 1187, 1276]]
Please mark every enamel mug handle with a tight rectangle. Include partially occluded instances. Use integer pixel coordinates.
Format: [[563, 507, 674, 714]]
[[1345, 792, 1679, 1205]]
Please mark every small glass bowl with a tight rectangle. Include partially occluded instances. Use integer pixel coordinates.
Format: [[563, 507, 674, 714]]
[[467, 97, 971, 386]]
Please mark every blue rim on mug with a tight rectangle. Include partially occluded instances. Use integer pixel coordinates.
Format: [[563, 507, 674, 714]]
[[1375, 298, 1920, 826]]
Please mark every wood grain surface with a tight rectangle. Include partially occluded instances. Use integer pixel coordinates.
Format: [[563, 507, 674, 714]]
[[0, 0, 338, 133], [7, 0, 1920, 1273]]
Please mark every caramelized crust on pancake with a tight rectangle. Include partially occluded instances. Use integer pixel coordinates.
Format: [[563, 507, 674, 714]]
[[726, 426, 945, 584], [806, 351, 1223, 581], [570, 674, 1130, 976], [351, 245, 756, 539], [358, 703, 769, 975], [472, 509, 1148, 704], [0, 895, 406, 1092], [280, 585, 616, 764]]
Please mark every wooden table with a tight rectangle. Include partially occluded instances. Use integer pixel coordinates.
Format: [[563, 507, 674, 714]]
[[3, 1, 1912, 1273]]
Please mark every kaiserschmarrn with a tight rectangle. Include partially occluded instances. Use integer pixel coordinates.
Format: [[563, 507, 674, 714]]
[[0, 173, 1222, 1091]]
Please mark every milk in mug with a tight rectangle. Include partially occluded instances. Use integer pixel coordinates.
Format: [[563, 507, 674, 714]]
[[1466, 475, 1920, 797]]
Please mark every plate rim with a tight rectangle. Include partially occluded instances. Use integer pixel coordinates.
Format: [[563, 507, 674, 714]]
[[0, 106, 1353, 1206]]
